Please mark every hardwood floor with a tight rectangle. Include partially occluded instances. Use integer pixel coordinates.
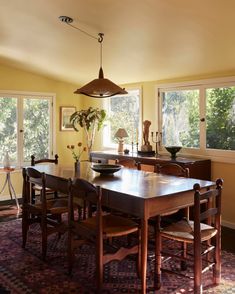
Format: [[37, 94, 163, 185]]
[[0, 203, 235, 254]]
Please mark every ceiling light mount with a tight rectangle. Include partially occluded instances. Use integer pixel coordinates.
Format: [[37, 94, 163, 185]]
[[59, 16, 73, 24], [59, 15, 127, 98]]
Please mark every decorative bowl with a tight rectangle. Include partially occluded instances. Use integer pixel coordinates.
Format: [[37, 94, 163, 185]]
[[91, 164, 122, 175], [165, 146, 182, 158]]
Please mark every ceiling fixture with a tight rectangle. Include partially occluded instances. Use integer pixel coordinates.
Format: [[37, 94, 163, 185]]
[[59, 16, 128, 98]]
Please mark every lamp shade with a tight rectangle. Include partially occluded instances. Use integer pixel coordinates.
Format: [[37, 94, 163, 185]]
[[114, 128, 128, 139], [74, 68, 128, 98]]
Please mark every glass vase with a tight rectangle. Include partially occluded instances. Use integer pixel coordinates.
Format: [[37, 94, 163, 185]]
[[74, 161, 80, 174]]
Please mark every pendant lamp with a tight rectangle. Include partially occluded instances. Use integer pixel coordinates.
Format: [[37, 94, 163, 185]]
[[59, 16, 128, 98]]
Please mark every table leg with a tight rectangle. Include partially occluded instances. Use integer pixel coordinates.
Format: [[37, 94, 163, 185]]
[[141, 218, 148, 294], [7, 173, 20, 211], [155, 215, 162, 289]]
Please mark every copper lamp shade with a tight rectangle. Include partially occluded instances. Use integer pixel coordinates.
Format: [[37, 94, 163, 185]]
[[59, 16, 127, 98], [74, 67, 127, 98]]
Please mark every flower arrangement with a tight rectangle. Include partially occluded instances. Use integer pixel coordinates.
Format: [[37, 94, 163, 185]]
[[70, 107, 106, 158], [67, 142, 87, 162]]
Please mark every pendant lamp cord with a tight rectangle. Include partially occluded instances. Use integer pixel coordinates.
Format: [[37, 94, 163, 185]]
[[98, 33, 104, 69], [65, 20, 99, 41], [59, 16, 104, 69]]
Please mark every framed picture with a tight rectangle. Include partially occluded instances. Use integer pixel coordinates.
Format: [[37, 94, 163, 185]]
[[60, 106, 76, 131]]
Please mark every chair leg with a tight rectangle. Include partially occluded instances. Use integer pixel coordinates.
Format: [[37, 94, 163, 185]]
[[96, 231, 103, 293], [41, 217, 47, 260], [214, 233, 221, 285], [181, 242, 187, 271], [22, 210, 29, 248], [194, 239, 202, 293], [137, 229, 141, 278], [67, 230, 74, 274]]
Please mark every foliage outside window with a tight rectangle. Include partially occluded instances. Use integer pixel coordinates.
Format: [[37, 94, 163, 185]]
[[0, 92, 54, 166], [206, 87, 235, 150], [103, 89, 141, 148], [158, 78, 235, 160], [162, 89, 200, 148]]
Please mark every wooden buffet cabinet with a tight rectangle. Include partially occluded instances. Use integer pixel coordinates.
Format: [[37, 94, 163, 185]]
[[90, 150, 211, 180]]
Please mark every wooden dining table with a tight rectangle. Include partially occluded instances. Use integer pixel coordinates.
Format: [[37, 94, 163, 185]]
[[29, 162, 215, 293]]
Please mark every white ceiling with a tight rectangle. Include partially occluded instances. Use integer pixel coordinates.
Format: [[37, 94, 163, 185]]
[[1, 0, 235, 86]]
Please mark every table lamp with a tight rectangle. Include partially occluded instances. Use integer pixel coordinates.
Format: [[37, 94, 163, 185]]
[[114, 128, 128, 153]]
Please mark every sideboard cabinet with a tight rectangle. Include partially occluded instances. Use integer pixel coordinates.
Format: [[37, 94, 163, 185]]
[[90, 150, 211, 180]]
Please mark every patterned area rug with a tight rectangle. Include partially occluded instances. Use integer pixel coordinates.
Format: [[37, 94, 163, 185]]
[[0, 219, 234, 293]]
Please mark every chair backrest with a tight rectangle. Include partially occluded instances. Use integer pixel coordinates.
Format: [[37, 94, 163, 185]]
[[45, 174, 70, 195], [193, 178, 223, 228], [23, 167, 70, 208], [137, 163, 156, 172], [156, 163, 190, 177], [116, 158, 138, 169], [22, 167, 46, 207], [68, 178, 101, 237], [31, 154, 59, 166]]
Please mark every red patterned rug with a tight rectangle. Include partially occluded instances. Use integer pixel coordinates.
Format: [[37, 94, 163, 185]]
[[0, 219, 234, 293]]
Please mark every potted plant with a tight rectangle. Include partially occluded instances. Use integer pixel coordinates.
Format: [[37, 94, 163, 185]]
[[70, 107, 106, 160]]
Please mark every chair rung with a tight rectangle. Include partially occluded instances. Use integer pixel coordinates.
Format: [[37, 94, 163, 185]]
[[202, 262, 215, 274], [201, 245, 215, 255]]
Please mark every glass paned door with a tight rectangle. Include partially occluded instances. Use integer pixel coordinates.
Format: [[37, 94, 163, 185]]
[[0, 97, 17, 163], [23, 97, 51, 162]]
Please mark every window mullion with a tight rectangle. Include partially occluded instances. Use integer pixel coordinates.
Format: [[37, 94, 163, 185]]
[[200, 86, 206, 152], [17, 96, 24, 167]]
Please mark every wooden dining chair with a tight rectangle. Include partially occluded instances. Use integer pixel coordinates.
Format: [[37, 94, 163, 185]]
[[31, 154, 59, 166], [138, 162, 190, 217], [138, 162, 190, 270], [22, 167, 69, 260], [156, 178, 223, 294], [114, 158, 138, 169], [67, 178, 141, 293], [156, 163, 190, 217], [30, 154, 59, 201]]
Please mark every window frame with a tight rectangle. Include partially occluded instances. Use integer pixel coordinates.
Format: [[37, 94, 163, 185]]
[[102, 87, 143, 150], [0, 90, 56, 167], [156, 76, 235, 163]]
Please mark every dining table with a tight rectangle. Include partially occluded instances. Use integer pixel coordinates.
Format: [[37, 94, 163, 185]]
[[28, 161, 215, 293]]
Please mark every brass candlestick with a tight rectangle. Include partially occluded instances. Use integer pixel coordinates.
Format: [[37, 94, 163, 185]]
[[151, 131, 162, 156]]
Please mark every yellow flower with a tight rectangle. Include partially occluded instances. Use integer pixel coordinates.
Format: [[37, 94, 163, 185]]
[[67, 142, 86, 162]]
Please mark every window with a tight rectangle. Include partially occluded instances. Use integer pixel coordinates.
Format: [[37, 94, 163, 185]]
[[158, 77, 235, 161], [103, 88, 142, 148], [0, 91, 55, 166], [161, 88, 200, 148]]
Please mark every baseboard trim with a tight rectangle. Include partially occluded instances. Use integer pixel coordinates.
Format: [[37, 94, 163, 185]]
[[222, 220, 235, 230]]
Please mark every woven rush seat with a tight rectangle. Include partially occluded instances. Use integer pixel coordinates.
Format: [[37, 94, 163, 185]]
[[74, 214, 139, 238], [161, 219, 218, 242], [33, 198, 68, 215]]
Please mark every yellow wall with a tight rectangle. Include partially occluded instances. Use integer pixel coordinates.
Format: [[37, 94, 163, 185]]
[[0, 63, 234, 228], [0, 64, 86, 198]]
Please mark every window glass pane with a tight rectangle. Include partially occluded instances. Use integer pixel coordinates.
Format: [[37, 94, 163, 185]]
[[105, 89, 140, 146], [162, 89, 200, 148], [0, 97, 17, 163], [206, 87, 235, 150], [23, 98, 50, 161]]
